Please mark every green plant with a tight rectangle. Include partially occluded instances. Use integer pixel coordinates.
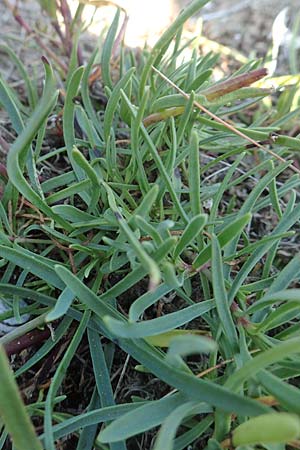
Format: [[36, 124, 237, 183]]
[[1, 0, 300, 449]]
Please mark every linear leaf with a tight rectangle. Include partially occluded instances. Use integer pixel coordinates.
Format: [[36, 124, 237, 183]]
[[104, 300, 215, 338], [99, 395, 210, 443], [0, 346, 42, 450], [211, 234, 238, 351], [6, 59, 71, 230], [193, 213, 252, 268], [174, 214, 207, 258]]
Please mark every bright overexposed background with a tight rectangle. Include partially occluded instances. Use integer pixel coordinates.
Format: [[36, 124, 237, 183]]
[[69, 0, 186, 48]]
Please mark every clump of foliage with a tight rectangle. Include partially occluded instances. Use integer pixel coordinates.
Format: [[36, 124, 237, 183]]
[[1, 0, 300, 449]]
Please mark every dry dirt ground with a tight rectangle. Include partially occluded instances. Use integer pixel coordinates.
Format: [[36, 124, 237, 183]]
[[200, 0, 300, 61]]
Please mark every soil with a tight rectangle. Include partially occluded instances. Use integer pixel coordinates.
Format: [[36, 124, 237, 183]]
[[192, 0, 299, 53]]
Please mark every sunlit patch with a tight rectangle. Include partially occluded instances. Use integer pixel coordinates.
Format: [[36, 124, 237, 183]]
[[69, 0, 175, 48]]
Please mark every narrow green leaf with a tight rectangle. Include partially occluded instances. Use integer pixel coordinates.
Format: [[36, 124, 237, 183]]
[[6, 59, 72, 230], [226, 337, 300, 391], [88, 329, 126, 450], [229, 201, 300, 303], [105, 186, 161, 289], [153, 402, 206, 450], [188, 69, 212, 91], [193, 213, 252, 268], [0, 245, 65, 289], [44, 310, 90, 450], [247, 289, 300, 314], [103, 300, 215, 338], [174, 416, 213, 450], [223, 161, 291, 277], [46, 288, 75, 322], [266, 254, 300, 294], [121, 91, 189, 223], [99, 394, 210, 443], [167, 334, 216, 358], [189, 130, 201, 217], [129, 283, 173, 322], [211, 234, 239, 350], [0, 345, 42, 450], [101, 9, 121, 89], [103, 68, 135, 142], [0, 73, 24, 133], [76, 388, 100, 450], [162, 262, 183, 288], [257, 370, 300, 414], [134, 215, 163, 246], [47, 403, 145, 443], [0, 44, 38, 109], [174, 214, 207, 258], [63, 66, 86, 180]]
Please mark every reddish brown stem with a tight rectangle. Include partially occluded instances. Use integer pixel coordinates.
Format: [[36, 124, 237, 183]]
[[58, 0, 73, 57], [4, 327, 51, 356], [202, 68, 268, 101]]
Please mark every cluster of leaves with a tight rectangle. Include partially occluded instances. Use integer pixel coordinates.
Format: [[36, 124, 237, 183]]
[[1, 0, 300, 449]]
